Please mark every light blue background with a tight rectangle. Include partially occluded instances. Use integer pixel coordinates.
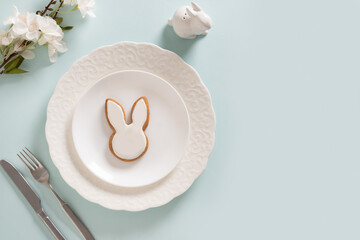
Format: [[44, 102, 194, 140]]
[[1, 0, 360, 239]]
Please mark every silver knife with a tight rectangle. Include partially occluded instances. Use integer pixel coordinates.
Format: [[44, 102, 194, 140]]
[[0, 160, 65, 240]]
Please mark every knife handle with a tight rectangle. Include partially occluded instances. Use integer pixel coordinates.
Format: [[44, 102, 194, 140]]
[[38, 209, 65, 240]]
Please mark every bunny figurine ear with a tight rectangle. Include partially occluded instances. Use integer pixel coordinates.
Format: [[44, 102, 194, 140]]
[[105, 99, 126, 131], [191, 2, 202, 12], [186, 7, 196, 17], [131, 97, 150, 130]]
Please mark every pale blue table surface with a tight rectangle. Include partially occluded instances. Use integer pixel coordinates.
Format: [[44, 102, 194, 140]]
[[1, 0, 360, 239]]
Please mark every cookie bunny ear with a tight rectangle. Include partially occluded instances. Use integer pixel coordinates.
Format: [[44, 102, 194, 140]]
[[131, 97, 149, 130], [105, 99, 126, 131]]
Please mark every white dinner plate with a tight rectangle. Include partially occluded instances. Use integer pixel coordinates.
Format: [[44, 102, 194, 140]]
[[46, 42, 215, 211], [72, 70, 190, 187]]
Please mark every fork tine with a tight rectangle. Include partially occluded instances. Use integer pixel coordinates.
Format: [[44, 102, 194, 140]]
[[18, 153, 35, 171], [24, 147, 43, 167], [26, 147, 43, 167], [22, 150, 38, 168], [20, 151, 37, 169]]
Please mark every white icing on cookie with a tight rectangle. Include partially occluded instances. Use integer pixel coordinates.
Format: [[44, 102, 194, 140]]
[[106, 97, 149, 161], [131, 99, 148, 129]]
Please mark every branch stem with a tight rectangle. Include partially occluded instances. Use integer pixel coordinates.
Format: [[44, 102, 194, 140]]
[[41, 0, 56, 16], [53, 0, 64, 18], [0, 52, 19, 74]]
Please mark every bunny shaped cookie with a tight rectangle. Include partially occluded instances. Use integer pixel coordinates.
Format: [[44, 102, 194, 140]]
[[105, 97, 150, 161], [168, 2, 212, 39]]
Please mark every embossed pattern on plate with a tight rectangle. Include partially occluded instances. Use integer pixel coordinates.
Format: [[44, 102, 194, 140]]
[[45, 42, 216, 211]]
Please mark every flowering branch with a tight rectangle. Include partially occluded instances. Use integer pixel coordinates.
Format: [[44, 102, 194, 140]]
[[0, 0, 95, 75], [40, 0, 57, 16], [53, 0, 64, 19]]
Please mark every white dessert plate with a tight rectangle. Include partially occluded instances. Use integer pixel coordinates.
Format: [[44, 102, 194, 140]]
[[72, 70, 190, 187], [46, 42, 215, 211]]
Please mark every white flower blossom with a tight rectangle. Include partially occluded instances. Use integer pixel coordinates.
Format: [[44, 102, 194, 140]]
[[37, 16, 67, 62], [38, 16, 63, 41], [22, 12, 41, 41], [78, 0, 96, 18], [0, 30, 13, 46], [3, 6, 21, 26], [3, 6, 41, 41], [4, 6, 25, 39], [47, 40, 67, 62]]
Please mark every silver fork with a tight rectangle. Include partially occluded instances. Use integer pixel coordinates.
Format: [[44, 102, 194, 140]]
[[18, 148, 95, 240]]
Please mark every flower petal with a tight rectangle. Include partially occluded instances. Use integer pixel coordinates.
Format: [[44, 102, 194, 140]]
[[87, 10, 96, 18], [2, 37, 12, 46], [12, 21, 28, 35], [38, 36, 47, 45], [25, 31, 40, 41], [21, 50, 35, 59], [48, 45, 58, 63]]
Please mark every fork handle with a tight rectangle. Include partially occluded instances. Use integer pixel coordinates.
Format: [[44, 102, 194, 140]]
[[49, 186, 95, 240], [60, 202, 95, 240], [38, 209, 66, 240]]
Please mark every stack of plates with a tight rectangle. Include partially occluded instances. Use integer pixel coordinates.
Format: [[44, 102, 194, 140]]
[[45, 42, 216, 211]]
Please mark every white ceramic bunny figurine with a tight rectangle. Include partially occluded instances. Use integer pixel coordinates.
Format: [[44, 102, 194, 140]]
[[105, 97, 150, 161], [168, 2, 212, 39]]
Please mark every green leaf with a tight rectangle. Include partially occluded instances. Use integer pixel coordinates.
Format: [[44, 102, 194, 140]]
[[55, 17, 63, 25], [71, 5, 79, 12], [61, 26, 73, 31], [4, 56, 24, 72], [49, 11, 56, 17], [4, 68, 28, 74]]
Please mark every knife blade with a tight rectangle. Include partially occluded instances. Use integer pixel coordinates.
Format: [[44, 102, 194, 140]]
[[0, 160, 65, 240]]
